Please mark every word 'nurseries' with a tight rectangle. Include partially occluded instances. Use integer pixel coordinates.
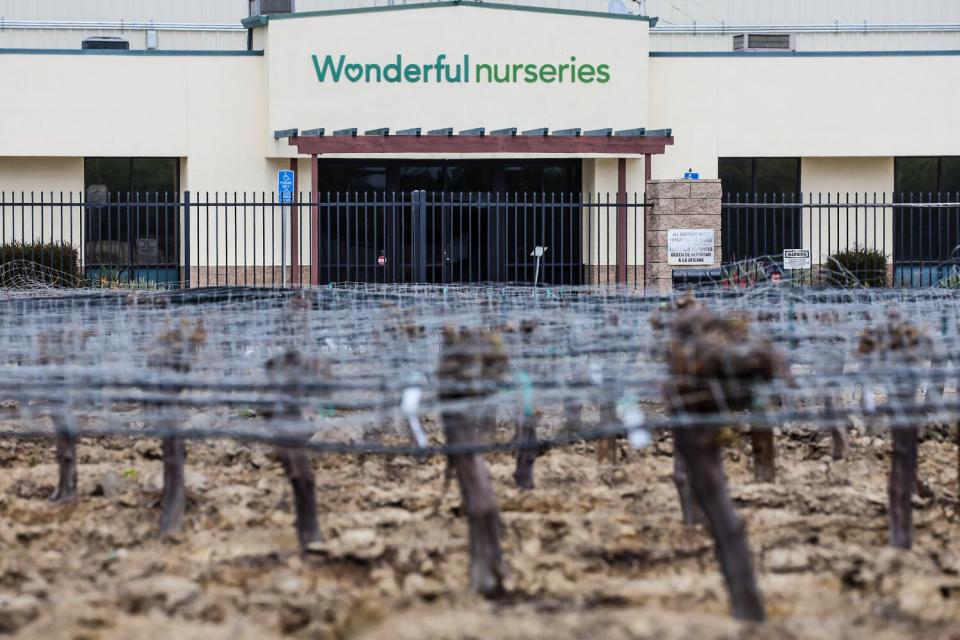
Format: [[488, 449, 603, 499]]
[[312, 54, 611, 84]]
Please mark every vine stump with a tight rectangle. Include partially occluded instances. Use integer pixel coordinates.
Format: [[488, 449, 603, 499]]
[[438, 327, 508, 597], [858, 311, 930, 550], [264, 347, 329, 551], [664, 305, 783, 622]]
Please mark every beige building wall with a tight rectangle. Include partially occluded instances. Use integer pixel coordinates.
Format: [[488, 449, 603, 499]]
[[800, 157, 896, 263], [649, 54, 960, 179], [648, 56, 719, 180], [0, 53, 270, 189], [0, 157, 84, 193], [0, 158, 84, 247]]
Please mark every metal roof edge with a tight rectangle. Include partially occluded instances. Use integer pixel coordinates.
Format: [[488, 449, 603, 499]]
[[245, 1, 656, 29], [650, 50, 960, 58], [0, 48, 264, 56]]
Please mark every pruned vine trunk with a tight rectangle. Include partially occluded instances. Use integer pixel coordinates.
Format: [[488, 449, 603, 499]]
[[750, 427, 776, 483], [444, 406, 504, 595], [675, 428, 766, 622], [50, 428, 77, 502], [158, 437, 186, 536], [513, 410, 539, 490], [439, 329, 507, 597], [888, 426, 918, 549], [831, 427, 849, 460], [264, 347, 329, 553], [449, 437, 504, 595], [673, 440, 706, 526], [279, 447, 322, 549], [597, 402, 618, 465], [826, 396, 849, 460], [662, 304, 780, 622], [564, 401, 582, 434]]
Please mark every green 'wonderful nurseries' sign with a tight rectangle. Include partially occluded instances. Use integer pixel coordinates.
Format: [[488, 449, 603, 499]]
[[311, 54, 611, 84]]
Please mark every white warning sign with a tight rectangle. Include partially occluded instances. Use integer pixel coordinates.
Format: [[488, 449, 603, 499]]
[[783, 249, 812, 270], [667, 229, 715, 266]]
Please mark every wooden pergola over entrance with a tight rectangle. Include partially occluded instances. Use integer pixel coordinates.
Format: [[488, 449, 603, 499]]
[[285, 128, 675, 285]]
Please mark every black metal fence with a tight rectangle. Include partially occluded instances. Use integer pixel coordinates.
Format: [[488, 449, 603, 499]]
[[0, 191, 648, 289], [722, 192, 960, 287], [7, 189, 960, 289]]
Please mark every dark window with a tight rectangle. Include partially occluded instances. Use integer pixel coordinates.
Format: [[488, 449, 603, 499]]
[[719, 157, 800, 197], [397, 165, 443, 191], [894, 157, 960, 265], [313, 159, 580, 194], [895, 157, 960, 196], [718, 158, 751, 196], [445, 165, 495, 192], [84, 158, 180, 278], [895, 157, 937, 195], [942, 158, 960, 194], [85, 157, 178, 197], [719, 157, 801, 263], [754, 158, 800, 195], [316, 166, 385, 194], [313, 160, 583, 285]]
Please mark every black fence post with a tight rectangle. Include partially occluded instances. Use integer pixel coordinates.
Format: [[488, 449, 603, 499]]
[[183, 191, 191, 289], [413, 190, 427, 282]]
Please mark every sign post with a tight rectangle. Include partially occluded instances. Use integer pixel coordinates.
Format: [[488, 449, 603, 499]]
[[278, 170, 295, 287]]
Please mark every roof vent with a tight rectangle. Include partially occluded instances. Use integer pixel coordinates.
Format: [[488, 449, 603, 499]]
[[249, 0, 295, 16], [733, 34, 794, 51], [82, 36, 129, 50]]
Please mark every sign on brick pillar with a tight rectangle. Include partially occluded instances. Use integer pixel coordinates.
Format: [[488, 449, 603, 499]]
[[644, 179, 723, 293]]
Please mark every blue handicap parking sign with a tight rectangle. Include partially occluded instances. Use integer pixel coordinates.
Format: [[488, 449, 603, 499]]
[[683, 170, 700, 180], [278, 170, 295, 204]]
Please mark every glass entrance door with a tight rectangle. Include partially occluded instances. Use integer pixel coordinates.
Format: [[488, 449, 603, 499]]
[[315, 159, 582, 284]]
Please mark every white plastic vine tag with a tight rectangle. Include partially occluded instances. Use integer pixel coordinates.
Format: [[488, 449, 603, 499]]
[[617, 395, 650, 449], [401, 386, 427, 448]]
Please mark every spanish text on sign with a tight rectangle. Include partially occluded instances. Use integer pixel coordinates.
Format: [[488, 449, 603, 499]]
[[667, 229, 714, 266]]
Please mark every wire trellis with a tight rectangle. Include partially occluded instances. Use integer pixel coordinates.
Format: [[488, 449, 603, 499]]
[[0, 279, 958, 453]]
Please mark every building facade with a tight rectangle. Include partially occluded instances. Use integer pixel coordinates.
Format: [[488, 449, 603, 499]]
[[0, 0, 958, 286]]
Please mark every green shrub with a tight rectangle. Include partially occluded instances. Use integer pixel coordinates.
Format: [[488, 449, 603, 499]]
[[826, 247, 888, 288], [936, 268, 960, 289], [0, 243, 82, 287]]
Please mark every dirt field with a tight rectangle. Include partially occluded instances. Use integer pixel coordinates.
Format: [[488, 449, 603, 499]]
[[1, 428, 959, 640]]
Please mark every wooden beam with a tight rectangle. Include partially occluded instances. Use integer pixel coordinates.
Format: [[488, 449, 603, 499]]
[[643, 154, 652, 290], [289, 135, 674, 156], [617, 157, 627, 285], [310, 154, 319, 286]]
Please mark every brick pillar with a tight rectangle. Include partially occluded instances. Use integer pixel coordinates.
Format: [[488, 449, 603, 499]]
[[645, 179, 722, 293]]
